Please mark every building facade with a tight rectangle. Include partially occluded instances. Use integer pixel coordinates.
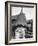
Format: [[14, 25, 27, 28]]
[[11, 8, 33, 39]]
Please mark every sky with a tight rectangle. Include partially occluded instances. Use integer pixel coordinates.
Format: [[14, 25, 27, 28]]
[[11, 6, 35, 20]]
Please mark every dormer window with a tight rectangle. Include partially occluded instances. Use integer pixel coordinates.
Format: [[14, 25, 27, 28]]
[[12, 19, 16, 24]]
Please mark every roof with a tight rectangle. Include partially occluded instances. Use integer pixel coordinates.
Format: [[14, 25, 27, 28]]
[[11, 8, 27, 26]]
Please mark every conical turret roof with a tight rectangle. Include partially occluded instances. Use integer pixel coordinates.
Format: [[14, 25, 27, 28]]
[[15, 8, 27, 26]]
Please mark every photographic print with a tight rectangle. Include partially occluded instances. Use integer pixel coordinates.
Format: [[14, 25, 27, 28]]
[[5, 1, 37, 45]]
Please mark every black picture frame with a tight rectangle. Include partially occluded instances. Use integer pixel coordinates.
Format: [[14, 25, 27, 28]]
[[5, 1, 37, 45]]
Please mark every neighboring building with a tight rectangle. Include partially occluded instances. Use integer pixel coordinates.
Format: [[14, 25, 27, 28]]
[[11, 8, 33, 39]]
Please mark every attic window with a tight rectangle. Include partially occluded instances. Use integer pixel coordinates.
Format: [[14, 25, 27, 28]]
[[12, 19, 16, 23]]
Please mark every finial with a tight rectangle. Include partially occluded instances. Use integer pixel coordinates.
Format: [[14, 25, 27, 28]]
[[21, 7, 23, 13]]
